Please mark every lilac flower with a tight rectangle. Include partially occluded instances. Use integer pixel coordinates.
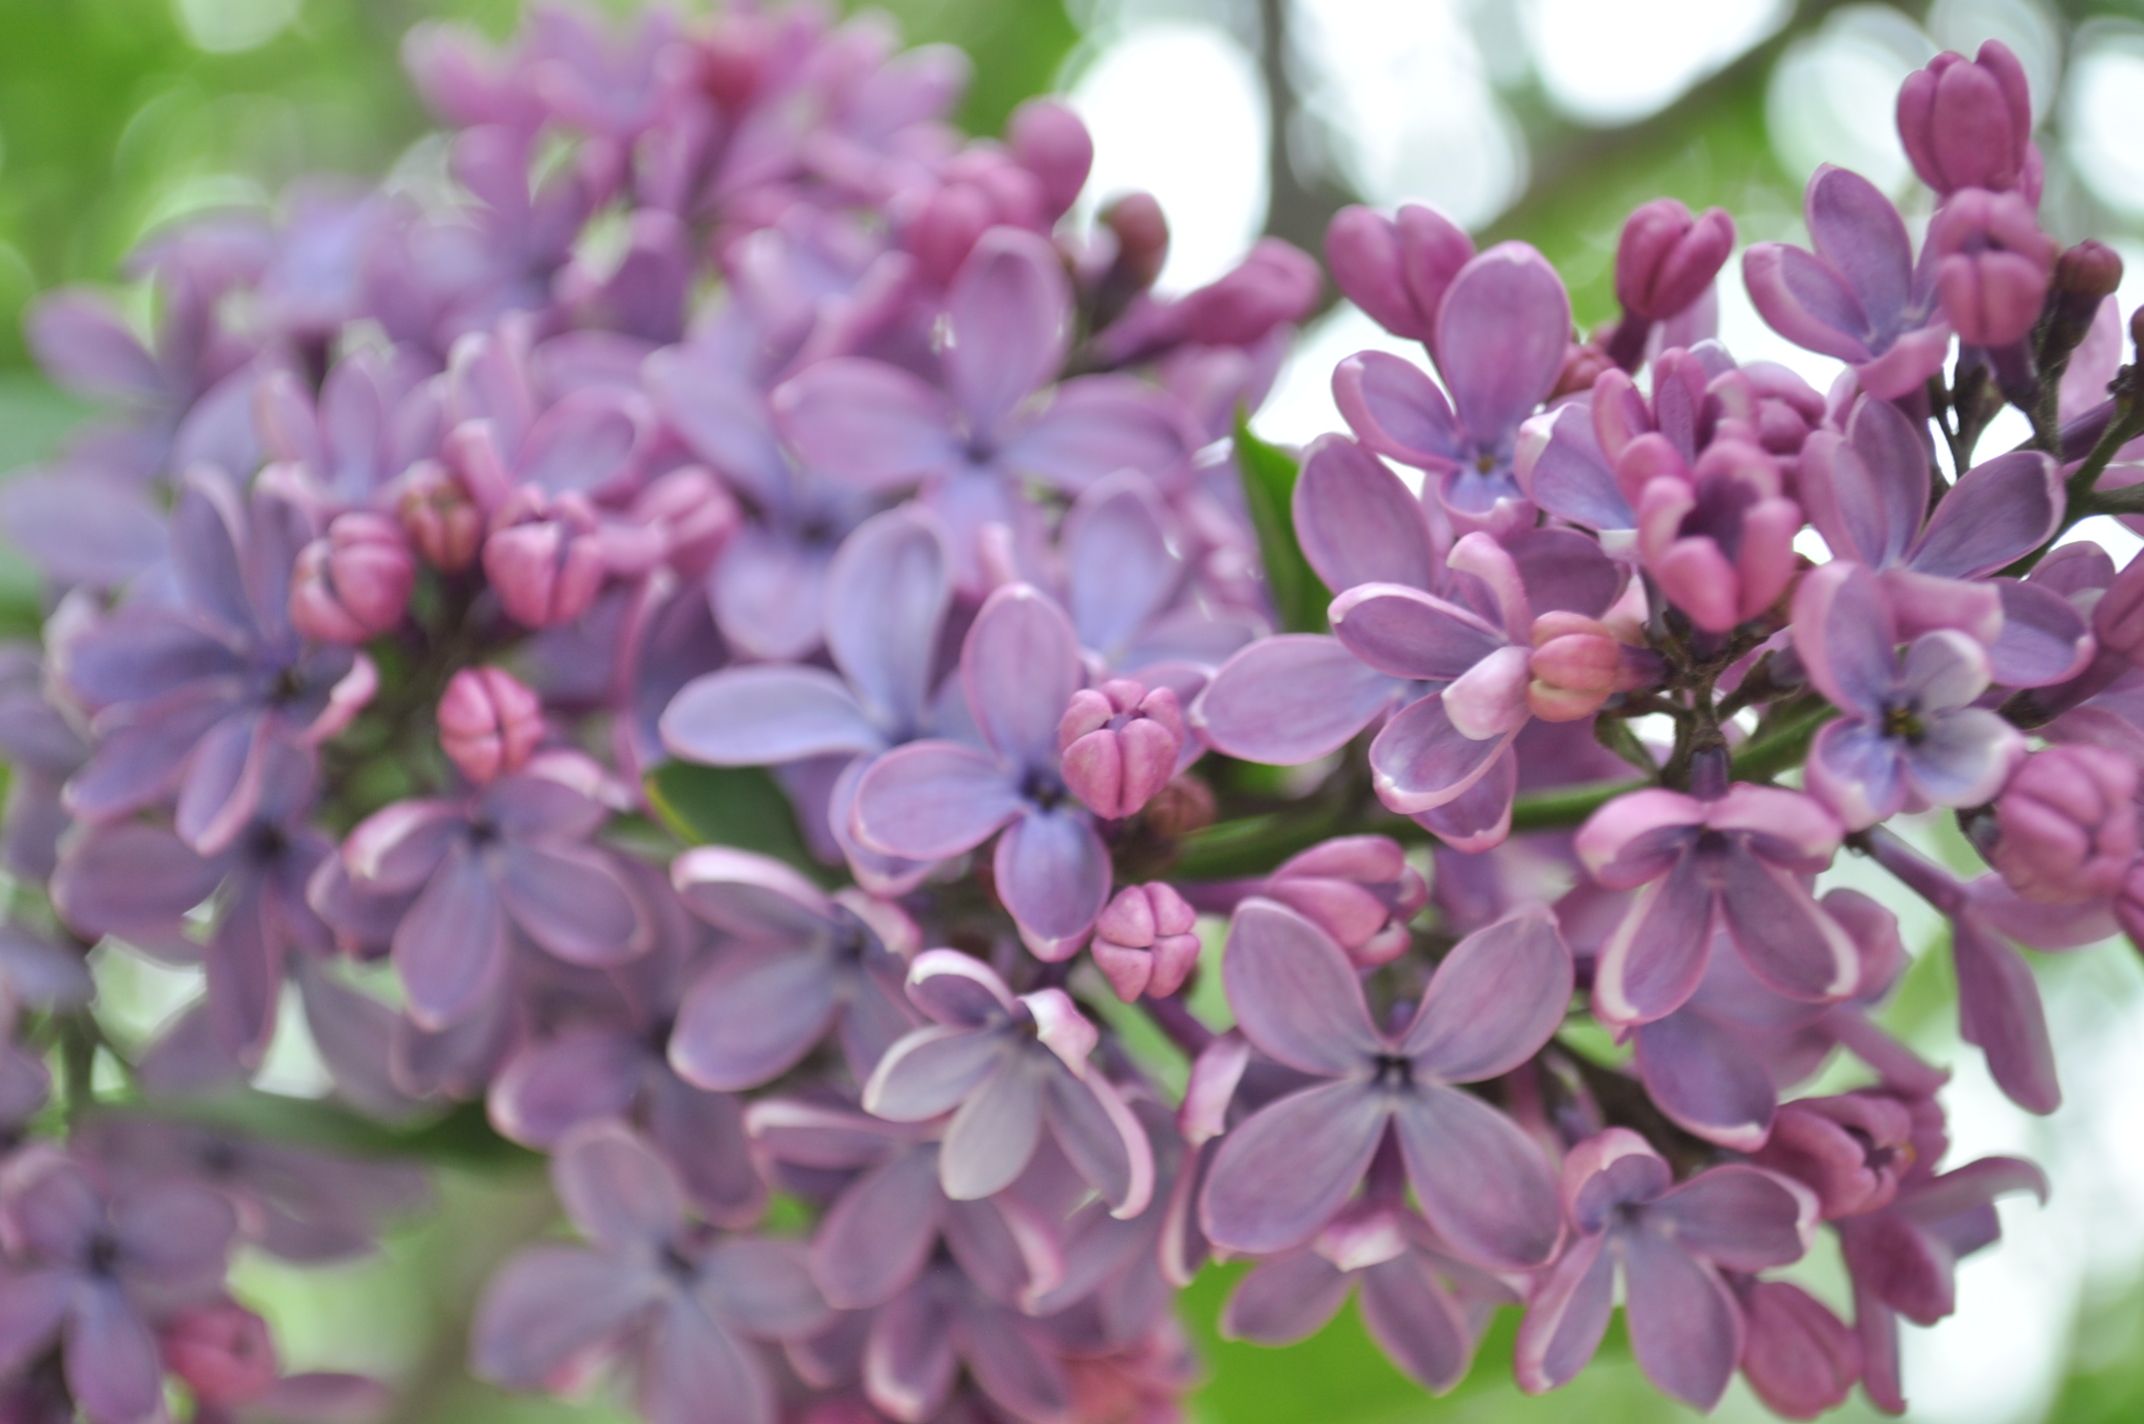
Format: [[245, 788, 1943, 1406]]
[[665, 848, 917, 1092], [1752, 1092, 1919, 1220], [1737, 1277, 1863, 1420], [851, 585, 1113, 954], [1793, 562, 2025, 828], [850, 1259, 1079, 1422], [0, 1148, 238, 1424], [0, 645, 88, 882], [1259, 835, 1429, 971], [472, 1123, 827, 1424], [253, 348, 440, 510], [1797, 394, 2084, 685], [1743, 166, 1952, 399], [1324, 203, 1475, 344], [1614, 199, 1735, 326], [1199, 899, 1571, 1268], [774, 229, 1193, 574], [1222, 1203, 1513, 1395], [56, 473, 374, 855], [861, 951, 1152, 1215], [1838, 1155, 2046, 1413], [1630, 437, 1800, 634], [1575, 784, 1859, 1025], [1896, 40, 2036, 198], [1985, 744, 2138, 903], [338, 751, 647, 1029], [1926, 188, 2056, 348], [1516, 1129, 1815, 1410], [1088, 882, 1201, 1002], [1332, 241, 1572, 525]]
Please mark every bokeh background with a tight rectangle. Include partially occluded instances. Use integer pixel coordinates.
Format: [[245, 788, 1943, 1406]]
[[5, 0, 2144, 1420]]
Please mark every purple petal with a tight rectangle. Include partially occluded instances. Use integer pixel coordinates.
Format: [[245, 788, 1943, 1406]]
[[940, 1065, 1044, 1201], [643, 1076, 766, 1228], [1044, 1069, 1155, 1218], [1192, 635, 1402, 764], [661, 666, 882, 766], [639, 1299, 773, 1424], [999, 376, 1189, 489], [1366, 692, 1511, 815], [1332, 352, 1464, 470], [1716, 854, 1860, 1003], [205, 882, 284, 1068], [1799, 399, 1927, 568], [1986, 576, 2094, 687], [670, 948, 839, 1092], [993, 810, 1108, 954], [65, 1286, 164, 1424], [1199, 1080, 1387, 1254], [1904, 707, 2020, 808], [1573, 788, 1705, 889], [824, 508, 951, 731], [1434, 243, 1570, 439], [472, 1245, 654, 1389], [1953, 919, 2058, 1113], [27, 291, 161, 403], [1805, 164, 1913, 337], [952, 1300, 1073, 1422], [1412, 746, 1517, 852], [1593, 857, 1715, 1025], [392, 846, 509, 1031], [1291, 434, 1439, 593], [173, 708, 276, 855], [774, 359, 960, 487], [1651, 1165, 1813, 1270], [553, 1122, 686, 1251], [710, 526, 832, 663], [1328, 583, 1507, 683], [0, 472, 168, 588], [1515, 1231, 1614, 1393], [851, 741, 1022, 860], [50, 821, 223, 941], [1061, 473, 1183, 658], [945, 229, 1069, 437], [1742, 243, 1872, 361], [0, 1270, 69, 1377], [1515, 404, 1633, 531], [698, 1238, 829, 1340], [1224, 1251, 1352, 1344], [670, 848, 836, 940], [489, 1030, 647, 1147], [1394, 1084, 1562, 1269], [1401, 908, 1572, 1081], [863, 1027, 1005, 1121], [496, 845, 645, 967], [1911, 450, 2062, 579], [1621, 1230, 1742, 1411], [1633, 1013, 1776, 1151], [110, 1181, 237, 1288], [961, 585, 1082, 768], [812, 1150, 943, 1309], [905, 950, 1019, 1029], [1790, 561, 1897, 716], [865, 1286, 957, 1422], [1805, 719, 1910, 831], [1359, 1255, 1478, 1394], [1222, 898, 1382, 1075]]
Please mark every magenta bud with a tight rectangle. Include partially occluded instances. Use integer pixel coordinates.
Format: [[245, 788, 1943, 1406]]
[[1927, 189, 2055, 347], [1526, 611, 1623, 722], [1751, 1093, 1917, 1220], [905, 181, 997, 289], [1179, 238, 1321, 347], [1091, 882, 1201, 1002], [289, 511, 413, 644], [160, 1302, 277, 1408], [1058, 680, 1186, 820], [1896, 40, 2034, 196], [1988, 745, 2138, 903], [1007, 98, 1093, 217], [438, 666, 543, 784], [1262, 835, 1427, 969], [1323, 203, 1474, 343], [1103, 192, 1170, 291], [1632, 438, 1799, 634], [2094, 550, 2144, 660], [483, 488, 606, 629], [1739, 1281, 1860, 1421], [395, 459, 484, 571], [633, 466, 739, 579], [1613, 198, 1735, 322]]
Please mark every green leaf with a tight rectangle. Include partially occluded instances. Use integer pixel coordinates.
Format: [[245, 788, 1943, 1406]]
[[644, 760, 830, 882], [1233, 413, 1328, 635]]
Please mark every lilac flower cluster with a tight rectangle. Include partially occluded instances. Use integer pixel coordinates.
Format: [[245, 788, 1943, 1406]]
[[0, 7, 2136, 1421]]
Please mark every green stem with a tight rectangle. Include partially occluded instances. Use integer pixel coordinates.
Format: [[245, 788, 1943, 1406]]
[[2004, 374, 2144, 576], [1731, 700, 1835, 783]]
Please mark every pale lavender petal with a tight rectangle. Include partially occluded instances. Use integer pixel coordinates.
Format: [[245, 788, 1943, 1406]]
[[1621, 1230, 1742, 1411], [472, 1245, 655, 1389], [1200, 1081, 1387, 1254], [1222, 898, 1382, 1075], [661, 667, 882, 766], [1904, 707, 2020, 808], [1986, 577, 2093, 687], [110, 1181, 237, 1287], [1412, 746, 1516, 852], [1911, 449, 2062, 580], [865, 1286, 957, 1422], [811, 1150, 943, 1309], [1366, 692, 1510, 814], [1332, 352, 1464, 470], [63, 684, 232, 825], [1593, 857, 1715, 1026], [945, 229, 1069, 436], [1359, 1256, 1477, 1394], [824, 508, 950, 731], [489, 1030, 646, 1147], [59, 611, 242, 710], [851, 741, 1021, 859], [905, 950, 1019, 1029], [1192, 635, 1402, 764], [642, 1075, 766, 1228], [1805, 719, 1910, 831], [1291, 433, 1439, 592], [1741, 243, 1872, 362], [206, 880, 284, 1067], [1633, 1013, 1776, 1151], [698, 1238, 828, 1339], [1953, 919, 2058, 1113], [1062, 473, 1183, 658], [0, 473, 168, 588], [962, 585, 1082, 767], [1221, 1252, 1352, 1344], [1805, 164, 1913, 335], [1790, 561, 1896, 716], [51, 821, 222, 940], [953, 1300, 1072, 1422], [1798, 402, 1926, 569], [1434, 243, 1570, 438], [174, 708, 274, 855], [999, 376, 1189, 488], [941, 1064, 1045, 1200], [1651, 1165, 1813, 1270], [553, 1122, 686, 1251], [0, 1270, 69, 1376], [670, 948, 839, 1092], [497, 844, 645, 966], [27, 291, 162, 402], [1044, 1069, 1155, 1218], [393, 846, 509, 1031], [863, 1027, 1005, 1121], [710, 526, 832, 663], [65, 1286, 164, 1424], [992, 809, 1108, 953], [1394, 1084, 1562, 1269], [639, 1299, 773, 1424], [670, 849, 835, 940], [1515, 404, 1632, 531], [1515, 1231, 1614, 1393], [1573, 788, 1705, 889], [1401, 908, 1573, 1082], [1328, 584, 1507, 683], [1716, 855, 1859, 1003], [773, 359, 960, 488]]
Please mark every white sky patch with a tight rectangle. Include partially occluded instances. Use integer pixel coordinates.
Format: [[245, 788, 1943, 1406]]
[[1521, 0, 1789, 124], [2065, 24, 2144, 219]]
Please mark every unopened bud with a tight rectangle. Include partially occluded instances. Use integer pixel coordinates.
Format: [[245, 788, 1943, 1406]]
[[438, 667, 543, 784], [1262, 835, 1426, 969], [1058, 680, 1185, 820], [161, 1302, 277, 1408], [1986, 745, 2138, 903], [1526, 611, 1623, 722], [1007, 99, 1093, 217], [483, 488, 606, 628], [1324, 203, 1474, 344], [1896, 41, 2034, 197], [1614, 198, 1735, 322], [395, 459, 484, 571], [1091, 882, 1200, 1001], [290, 512, 413, 644], [1102, 192, 1170, 293], [1928, 189, 2056, 348], [1752, 1093, 1917, 1219], [1179, 239, 1321, 347]]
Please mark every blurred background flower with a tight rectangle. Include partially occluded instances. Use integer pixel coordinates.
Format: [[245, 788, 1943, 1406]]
[[3, 0, 2144, 1419]]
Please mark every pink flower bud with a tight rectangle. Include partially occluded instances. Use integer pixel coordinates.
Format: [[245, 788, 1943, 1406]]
[[904, 181, 997, 289], [438, 667, 543, 784], [1928, 188, 2056, 347], [1614, 198, 1734, 322], [161, 1302, 278, 1408], [1324, 203, 1474, 343], [483, 488, 606, 628], [632, 466, 738, 579], [1897, 40, 2034, 197], [289, 511, 414, 644], [1091, 882, 1201, 1001], [2094, 550, 2144, 661], [1630, 437, 1799, 634], [1751, 1093, 1916, 1219], [395, 459, 484, 570], [1262, 835, 1426, 969], [1179, 239, 1321, 347], [1007, 98, 1093, 217], [1526, 611, 1623, 722], [1103, 192, 1170, 291], [1058, 680, 1186, 820], [1740, 1280, 1860, 1421], [1988, 745, 2138, 903]]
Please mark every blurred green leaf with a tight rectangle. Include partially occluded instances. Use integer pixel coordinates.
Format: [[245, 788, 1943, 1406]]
[[868, 0, 1077, 134], [1234, 413, 1327, 635], [644, 760, 830, 882]]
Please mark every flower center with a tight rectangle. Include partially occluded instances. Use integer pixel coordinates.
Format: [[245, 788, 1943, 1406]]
[[1371, 1053, 1414, 1090]]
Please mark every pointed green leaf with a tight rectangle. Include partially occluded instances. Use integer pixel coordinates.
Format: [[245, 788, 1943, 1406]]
[[644, 761, 832, 883], [1233, 414, 1328, 634]]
